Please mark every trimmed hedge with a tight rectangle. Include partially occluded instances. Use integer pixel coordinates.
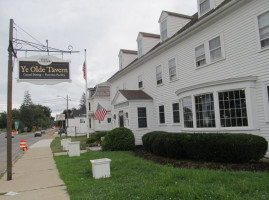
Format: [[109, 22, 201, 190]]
[[86, 131, 108, 146], [142, 132, 268, 163], [102, 127, 135, 151]]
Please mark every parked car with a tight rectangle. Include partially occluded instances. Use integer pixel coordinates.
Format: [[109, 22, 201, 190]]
[[41, 130, 46, 134], [34, 131, 42, 137], [5, 132, 14, 138]]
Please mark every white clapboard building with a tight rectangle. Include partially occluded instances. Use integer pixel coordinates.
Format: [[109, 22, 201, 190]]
[[90, 0, 269, 146]]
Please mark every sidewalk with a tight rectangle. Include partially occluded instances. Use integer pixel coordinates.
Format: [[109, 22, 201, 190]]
[[0, 135, 69, 200]]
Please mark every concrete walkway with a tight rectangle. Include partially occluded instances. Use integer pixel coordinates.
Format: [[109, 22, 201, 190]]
[[0, 135, 69, 200]]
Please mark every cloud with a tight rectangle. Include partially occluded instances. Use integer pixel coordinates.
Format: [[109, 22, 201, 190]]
[[0, 0, 197, 115]]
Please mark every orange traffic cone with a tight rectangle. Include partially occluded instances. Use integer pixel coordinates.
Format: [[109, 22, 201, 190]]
[[20, 139, 27, 151]]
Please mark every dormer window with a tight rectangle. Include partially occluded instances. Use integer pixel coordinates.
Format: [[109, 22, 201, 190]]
[[161, 19, 168, 41], [119, 55, 123, 70], [138, 39, 143, 57], [199, 0, 210, 16]]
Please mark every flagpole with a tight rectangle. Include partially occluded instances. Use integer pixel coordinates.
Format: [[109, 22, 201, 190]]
[[84, 49, 90, 138]]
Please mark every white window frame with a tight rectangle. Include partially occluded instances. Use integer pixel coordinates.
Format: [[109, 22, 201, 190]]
[[168, 57, 177, 81], [160, 19, 168, 41], [158, 105, 165, 124], [137, 107, 147, 128], [257, 10, 269, 50], [197, 0, 215, 17], [122, 82, 126, 90], [178, 78, 256, 131], [138, 74, 143, 89], [195, 44, 206, 67], [209, 36, 222, 61], [119, 54, 123, 70], [138, 39, 143, 57], [156, 65, 163, 86], [172, 102, 181, 124], [194, 33, 225, 69]]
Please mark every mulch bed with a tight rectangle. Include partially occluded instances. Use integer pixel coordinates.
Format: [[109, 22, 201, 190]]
[[133, 146, 269, 172]]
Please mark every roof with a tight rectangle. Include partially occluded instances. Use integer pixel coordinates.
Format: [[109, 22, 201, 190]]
[[108, 0, 234, 82], [120, 49, 138, 55], [71, 109, 86, 118], [139, 32, 160, 39], [119, 90, 153, 100], [92, 82, 110, 98], [160, 11, 193, 21]]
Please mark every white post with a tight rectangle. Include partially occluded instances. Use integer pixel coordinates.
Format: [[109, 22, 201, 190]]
[[84, 49, 90, 138]]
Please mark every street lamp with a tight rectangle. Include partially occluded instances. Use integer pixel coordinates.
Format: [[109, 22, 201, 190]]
[[56, 95, 71, 129]]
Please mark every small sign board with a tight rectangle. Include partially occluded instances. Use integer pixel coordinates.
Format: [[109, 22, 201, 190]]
[[56, 114, 65, 121], [17, 55, 71, 85]]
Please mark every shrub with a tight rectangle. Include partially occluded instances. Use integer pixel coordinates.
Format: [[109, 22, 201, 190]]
[[142, 132, 268, 163], [86, 131, 108, 146], [102, 127, 135, 151]]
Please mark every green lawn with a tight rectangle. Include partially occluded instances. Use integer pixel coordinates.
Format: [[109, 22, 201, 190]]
[[53, 149, 269, 200], [51, 135, 88, 153]]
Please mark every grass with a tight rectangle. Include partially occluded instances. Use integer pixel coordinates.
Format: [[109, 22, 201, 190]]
[[52, 145, 269, 199]]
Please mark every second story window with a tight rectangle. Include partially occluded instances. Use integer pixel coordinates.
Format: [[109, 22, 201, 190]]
[[199, 0, 210, 16], [138, 74, 143, 88], [161, 19, 167, 41], [138, 39, 143, 57], [168, 58, 177, 81], [195, 44, 206, 67], [156, 65, 163, 85], [209, 36, 222, 61], [258, 11, 269, 48]]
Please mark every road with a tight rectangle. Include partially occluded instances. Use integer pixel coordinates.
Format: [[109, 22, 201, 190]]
[[0, 130, 51, 175]]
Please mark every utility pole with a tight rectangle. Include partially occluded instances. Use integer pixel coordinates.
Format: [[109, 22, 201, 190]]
[[7, 19, 14, 181]]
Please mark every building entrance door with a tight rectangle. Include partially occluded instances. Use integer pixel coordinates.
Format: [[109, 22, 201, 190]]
[[119, 111, 124, 127]]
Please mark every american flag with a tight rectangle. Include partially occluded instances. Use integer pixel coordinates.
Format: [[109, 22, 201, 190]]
[[82, 61, 86, 80], [93, 104, 107, 121]]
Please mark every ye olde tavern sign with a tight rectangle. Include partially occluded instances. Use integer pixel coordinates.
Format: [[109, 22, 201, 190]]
[[17, 55, 71, 85]]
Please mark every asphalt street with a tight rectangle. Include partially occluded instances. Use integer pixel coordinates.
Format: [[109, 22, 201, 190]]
[[0, 130, 51, 175]]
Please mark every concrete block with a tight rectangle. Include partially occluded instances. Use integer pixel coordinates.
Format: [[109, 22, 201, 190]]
[[90, 158, 111, 179], [68, 141, 80, 157], [61, 138, 71, 151]]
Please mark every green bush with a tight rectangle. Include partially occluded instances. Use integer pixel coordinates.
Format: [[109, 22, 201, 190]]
[[142, 132, 268, 163], [86, 131, 108, 145], [102, 127, 135, 151]]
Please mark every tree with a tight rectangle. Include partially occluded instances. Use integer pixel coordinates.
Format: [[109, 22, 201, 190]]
[[79, 92, 86, 111], [0, 112, 7, 129], [22, 91, 33, 107]]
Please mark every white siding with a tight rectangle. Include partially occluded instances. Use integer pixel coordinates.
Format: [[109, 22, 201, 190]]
[[109, 0, 269, 144], [167, 16, 191, 39], [215, 0, 225, 8], [137, 33, 159, 57], [119, 51, 137, 69]]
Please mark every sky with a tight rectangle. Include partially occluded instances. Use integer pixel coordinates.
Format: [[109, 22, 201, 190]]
[[0, 0, 197, 118]]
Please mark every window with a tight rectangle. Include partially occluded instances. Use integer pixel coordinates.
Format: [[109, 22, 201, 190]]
[[195, 44, 206, 67], [159, 105, 165, 124], [138, 107, 147, 128], [138, 74, 143, 88], [182, 97, 193, 128], [107, 118, 111, 123], [199, 0, 210, 15], [161, 19, 168, 41], [168, 58, 177, 81], [195, 93, 215, 128], [89, 102, 91, 111], [172, 103, 180, 123], [119, 55, 123, 69], [258, 11, 269, 48], [138, 39, 143, 57], [218, 89, 248, 127], [156, 65, 163, 85], [209, 36, 222, 61]]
